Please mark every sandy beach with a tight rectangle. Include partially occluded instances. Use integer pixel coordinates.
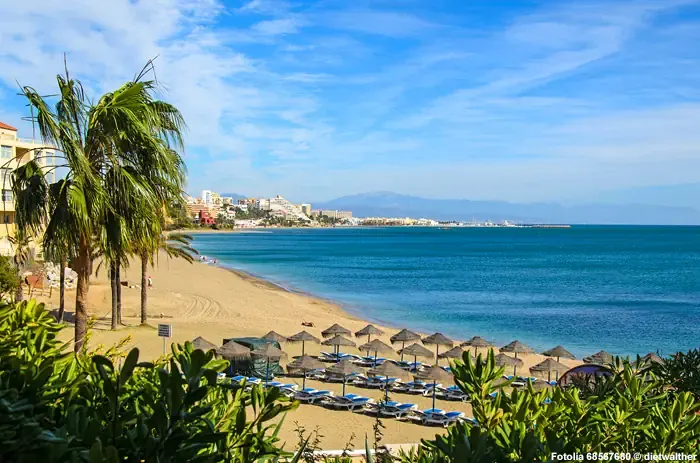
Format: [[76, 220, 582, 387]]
[[37, 254, 580, 450]]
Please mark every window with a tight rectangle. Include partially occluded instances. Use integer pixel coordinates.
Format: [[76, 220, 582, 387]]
[[0, 169, 10, 188], [3, 214, 11, 224], [0, 145, 11, 159], [2, 190, 12, 202]]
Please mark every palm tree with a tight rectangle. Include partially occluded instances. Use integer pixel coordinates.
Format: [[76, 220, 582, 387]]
[[13, 60, 186, 352]]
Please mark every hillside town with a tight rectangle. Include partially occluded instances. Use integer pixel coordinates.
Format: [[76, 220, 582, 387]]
[[184, 190, 441, 228]]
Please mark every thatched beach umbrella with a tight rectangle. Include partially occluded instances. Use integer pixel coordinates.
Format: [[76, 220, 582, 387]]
[[495, 353, 524, 376], [326, 359, 363, 396], [322, 323, 351, 338], [262, 331, 288, 343], [422, 333, 454, 364], [633, 352, 664, 369], [217, 341, 251, 376], [369, 361, 412, 401], [415, 365, 454, 410], [288, 330, 321, 356], [252, 343, 288, 383], [438, 346, 464, 361], [583, 350, 614, 365], [390, 329, 422, 361], [321, 334, 356, 359], [355, 324, 384, 343], [398, 343, 433, 369], [358, 338, 394, 366], [461, 336, 495, 356], [530, 358, 570, 382], [500, 340, 535, 359], [541, 345, 576, 362], [192, 336, 217, 352], [287, 355, 325, 389]]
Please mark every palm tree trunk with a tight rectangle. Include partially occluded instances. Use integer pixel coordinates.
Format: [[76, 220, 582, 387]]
[[110, 261, 118, 330], [116, 261, 122, 325], [74, 244, 89, 353], [15, 278, 24, 302], [140, 251, 148, 325], [57, 259, 66, 322]]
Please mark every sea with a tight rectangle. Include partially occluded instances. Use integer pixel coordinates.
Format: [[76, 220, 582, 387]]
[[191, 226, 700, 358]]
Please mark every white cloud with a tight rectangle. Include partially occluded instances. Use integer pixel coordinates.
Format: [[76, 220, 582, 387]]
[[251, 18, 301, 35]]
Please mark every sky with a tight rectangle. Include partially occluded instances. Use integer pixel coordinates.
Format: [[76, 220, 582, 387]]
[[1, 0, 700, 204]]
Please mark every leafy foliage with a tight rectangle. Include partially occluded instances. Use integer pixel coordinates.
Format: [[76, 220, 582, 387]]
[[652, 349, 700, 398], [0, 299, 298, 462], [0, 254, 19, 299], [397, 350, 700, 463]]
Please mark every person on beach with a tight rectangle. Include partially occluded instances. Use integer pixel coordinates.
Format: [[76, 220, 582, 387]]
[[148, 275, 153, 288]]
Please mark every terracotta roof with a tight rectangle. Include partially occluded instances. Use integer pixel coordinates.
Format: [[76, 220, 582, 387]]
[[0, 122, 18, 131]]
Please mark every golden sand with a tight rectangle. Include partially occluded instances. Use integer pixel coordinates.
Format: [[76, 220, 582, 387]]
[[37, 255, 580, 450]]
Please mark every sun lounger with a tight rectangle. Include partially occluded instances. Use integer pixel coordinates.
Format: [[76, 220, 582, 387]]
[[376, 401, 417, 419], [265, 381, 299, 391], [231, 375, 248, 383], [295, 389, 334, 404], [406, 380, 430, 394], [414, 408, 465, 427], [353, 375, 385, 389], [326, 394, 375, 412], [442, 385, 469, 401], [307, 369, 327, 380]]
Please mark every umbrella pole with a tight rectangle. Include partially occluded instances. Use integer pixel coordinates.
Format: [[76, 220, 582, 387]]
[[266, 358, 270, 384], [432, 380, 437, 410], [548, 371, 551, 382], [374, 351, 378, 367], [301, 341, 305, 356], [514, 365, 517, 377], [401, 341, 405, 362], [414, 355, 418, 371], [385, 378, 389, 402], [303, 371, 307, 389], [435, 345, 439, 365], [343, 376, 346, 396]]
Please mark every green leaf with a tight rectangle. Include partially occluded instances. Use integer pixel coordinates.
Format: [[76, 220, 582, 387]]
[[119, 348, 139, 384]]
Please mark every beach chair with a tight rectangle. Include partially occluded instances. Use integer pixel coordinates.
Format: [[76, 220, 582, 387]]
[[327, 394, 375, 412], [548, 380, 557, 386], [407, 361, 423, 372], [231, 375, 248, 383], [295, 389, 334, 404], [265, 381, 299, 391], [307, 369, 327, 380], [376, 401, 417, 419], [319, 352, 339, 362], [422, 383, 444, 397], [443, 385, 469, 402], [415, 409, 465, 427], [406, 380, 430, 394], [353, 375, 385, 389]]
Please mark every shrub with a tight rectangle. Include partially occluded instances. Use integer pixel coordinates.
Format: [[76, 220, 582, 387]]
[[398, 350, 700, 462], [0, 299, 298, 462]]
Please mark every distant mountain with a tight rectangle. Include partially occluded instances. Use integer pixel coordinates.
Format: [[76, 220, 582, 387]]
[[220, 193, 247, 201], [313, 192, 700, 225]]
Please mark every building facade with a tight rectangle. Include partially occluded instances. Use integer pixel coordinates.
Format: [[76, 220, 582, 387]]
[[0, 121, 56, 256]]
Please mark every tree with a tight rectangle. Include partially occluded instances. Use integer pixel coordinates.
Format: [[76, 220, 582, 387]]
[[13, 59, 186, 352]]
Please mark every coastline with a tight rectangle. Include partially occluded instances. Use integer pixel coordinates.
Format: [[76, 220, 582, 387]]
[[42, 252, 580, 450]]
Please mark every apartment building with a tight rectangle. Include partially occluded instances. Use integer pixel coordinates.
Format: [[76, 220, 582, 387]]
[[0, 121, 56, 256]]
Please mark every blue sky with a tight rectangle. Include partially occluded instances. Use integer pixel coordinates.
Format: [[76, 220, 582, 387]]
[[1, 0, 699, 204]]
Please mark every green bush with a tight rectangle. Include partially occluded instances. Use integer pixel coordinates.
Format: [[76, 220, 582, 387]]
[[398, 350, 700, 462], [0, 299, 298, 462]]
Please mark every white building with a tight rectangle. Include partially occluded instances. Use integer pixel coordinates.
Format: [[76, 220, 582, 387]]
[[267, 195, 311, 222], [201, 190, 213, 206]]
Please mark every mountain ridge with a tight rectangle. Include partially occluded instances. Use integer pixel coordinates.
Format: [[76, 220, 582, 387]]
[[312, 192, 700, 225]]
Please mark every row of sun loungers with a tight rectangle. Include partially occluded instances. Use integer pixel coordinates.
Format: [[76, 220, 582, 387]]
[[318, 352, 424, 371]]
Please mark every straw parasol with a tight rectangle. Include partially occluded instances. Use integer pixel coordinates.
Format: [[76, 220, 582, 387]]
[[500, 340, 535, 359], [422, 333, 454, 364], [634, 352, 664, 369], [326, 359, 364, 396], [583, 350, 614, 365], [530, 358, 570, 382], [288, 330, 321, 356], [322, 323, 352, 338], [287, 355, 325, 389], [358, 338, 394, 366], [355, 324, 384, 343], [460, 336, 495, 356], [321, 334, 356, 358], [398, 343, 434, 369], [192, 336, 217, 352], [217, 341, 251, 376], [262, 331, 288, 343], [217, 341, 251, 360], [368, 361, 412, 401], [252, 343, 288, 383], [495, 353, 524, 376], [438, 346, 464, 360], [541, 345, 576, 362], [415, 365, 454, 410], [390, 329, 422, 361]]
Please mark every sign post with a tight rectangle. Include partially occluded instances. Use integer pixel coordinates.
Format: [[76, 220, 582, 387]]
[[158, 324, 172, 358]]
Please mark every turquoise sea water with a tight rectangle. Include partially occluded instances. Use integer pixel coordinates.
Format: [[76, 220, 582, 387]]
[[192, 226, 700, 358]]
